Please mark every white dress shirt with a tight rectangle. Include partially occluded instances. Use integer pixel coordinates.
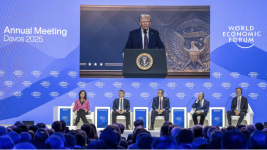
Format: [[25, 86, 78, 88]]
[[118, 98, 124, 110], [141, 28, 149, 49], [158, 97, 163, 110], [235, 96, 242, 111], [196, 99, 204, 112]]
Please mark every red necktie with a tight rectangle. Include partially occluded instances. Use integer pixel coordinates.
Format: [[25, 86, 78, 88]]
[[160, 98, 162, 110]]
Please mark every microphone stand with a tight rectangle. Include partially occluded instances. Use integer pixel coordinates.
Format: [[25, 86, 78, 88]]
[[225, 96, 232, 107], [186, 97, 195, 107]]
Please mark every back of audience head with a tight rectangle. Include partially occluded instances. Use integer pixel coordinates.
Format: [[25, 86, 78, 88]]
[[13, 128, 22, 134], [134, 119, 144, 128], [29, 125, 39, 134], [75, 133, 86, 148], [64, 134, 76, 149], [160, 124, 169, 137], [132, 128, 150, 144], [220, 127, 226, 133], [52, 121, 62, 132], [13, 142, 36, 149], [0, 135, 14, 149], [14, 121, 23, 127], [36, 123, 46, 129], [202, 125, 210, 140], [28, 130, 35, 139], [114, 130, 121, 147], [111, 124, 121, 134], [176, 129, 194, 145], [99, 127, 118, 149], [118, 123, 125, 134], [81, 123, 91, 139], [263, 128, 267, 134], [255, 122, 264, 130], [247, 124, 257, 135], [168, 124, 178, 136], [86, 140, 108, 149], [60, 120, 67, 133], [226, 125, 237, 131], [191, 138, 207, 149], [34, 128, 49, 145], [240, 128, 250, 140], [171, 126, 182, 139], [221, 129, 248, 149], [163, 121, 172, 126], [8, 131, 21, 144], [192, 124, 203, 138], [152, 136, 178, 149], [0, 126, 8, 136], [17, 124, 28, 132], [45, 135, 64, 149], [137, 135, 153, 149], [46, 129, 55, 136], [237, 124, 246, 130], [89, 123, 98, 139], [207, 126, 218, 141], [210, 130, 223, 149], [52, 132, 65, 143], [249, 130, 267, 149], [20, 132, 32, 142]]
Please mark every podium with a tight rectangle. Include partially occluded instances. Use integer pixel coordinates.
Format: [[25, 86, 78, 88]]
[[171, 107, 187, 128], [95, 107, 110, 130], [210, 107, 225, 127], [123, 49, 167, 78], [53, 106, 73, 127], [133, 107, 148, 130]]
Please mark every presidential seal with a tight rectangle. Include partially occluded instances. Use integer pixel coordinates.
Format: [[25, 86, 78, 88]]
[[136, 53, 153, 70]]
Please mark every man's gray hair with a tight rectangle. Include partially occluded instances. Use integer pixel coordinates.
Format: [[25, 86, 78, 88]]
[[171, 127, 182, 139], [119, 90, 125, 94], [139, 14, 151, 22]]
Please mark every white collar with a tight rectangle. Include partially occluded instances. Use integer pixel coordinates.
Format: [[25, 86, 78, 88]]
[[141, 28, 149, 34]]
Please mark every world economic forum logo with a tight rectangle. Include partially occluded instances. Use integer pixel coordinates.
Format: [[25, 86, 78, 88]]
[[212, 93, 222, 99], [13, 91, 23, 98], [214, 117, 220, 121], [149, 82, 159, 89], [0, 91, 4, 99], [185, 82, 195, 89], [194, 93, 200, 98], [31, 92, 41, 98], [113, 82, 123, 88], [140, 93, 150, 99], [4, 81, 14, 87], [248, 93, 259, 99], [68, 71, 78, 78], [50, 92, 60, 98], [230, 72, 240, 79], [104, 92, 114, 99], [175, 117, 182, 121], [176, 93, 186, 99], [87, 92, 96, 99], [68, 92, 77, 98], [0, 70, 5, 77], [248, 72, 258, 79], [203, 82, 213, 89], [13, 70, 23, 77], [77, 82, 87, 88], [31, 71, 41, 77], [239, 82, 249, 89], [221, 82, 231, 89], [167, 82, 177, 89], [40, 81, 50, 88], [131, 82, 141, 89], [50, 71, 60, 78], [223, 25, 261, 48], [212, 72, 222, 79], [137, 116, 144, 120], [59, 81, 69, 88], [125, 92, 132, 99], [99, 116, 106, 121], [22, 81, 32, 88], [95, 82, 105, 88], [62, 116, 68, 120], [230, 93, 237, 98], [258, 82, 267, 89]]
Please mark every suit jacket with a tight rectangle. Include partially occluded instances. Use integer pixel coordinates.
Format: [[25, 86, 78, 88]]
[[192, 99, 210, 115], [231, 96, 248, 114], [124, 28, 165, 51], [112, 98, 130, 112], [152, 97, 170, 111]]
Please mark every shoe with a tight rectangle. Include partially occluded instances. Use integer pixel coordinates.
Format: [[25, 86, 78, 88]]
[[74, 123, 78, 126], [149, 126, 154, 130]]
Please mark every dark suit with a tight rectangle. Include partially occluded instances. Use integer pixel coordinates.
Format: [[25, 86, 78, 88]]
[[151, 97, 170, 123], [112, 98, 130, 126], [191, 99, 210, 125], [227, 96, 248, 126], [124, 28, 165, 50]]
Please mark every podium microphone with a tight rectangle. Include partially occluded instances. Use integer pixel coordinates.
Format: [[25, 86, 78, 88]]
[[225, 96, 232, 107], [186, 97, 195, 107]]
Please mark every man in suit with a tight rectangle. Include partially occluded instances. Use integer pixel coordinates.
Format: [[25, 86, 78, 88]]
[[149, 89, 170, 130], [227, 87, 248, 127], [192, 93, 210, 126], [112, 90, 131, 130], [124, 14, 165, 52]]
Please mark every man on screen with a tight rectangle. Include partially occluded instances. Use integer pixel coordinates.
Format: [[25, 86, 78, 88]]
[[227, 87, 248, 127], [124, 14, 165, 51], [112, 90, 131, 130], [149, 89, 170, 130], [192, 93, 210, 126]]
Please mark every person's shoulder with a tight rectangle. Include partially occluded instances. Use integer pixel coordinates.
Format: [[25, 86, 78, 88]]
[[164, 97, 169, 100], [204, 99, 210, 103], [242, 96, 248, 100], [75, 99, 79, 102], [153, 97, 158, 100], [124, 98, 130, 101], [130, 28, 141, 33], [149, 28, 159, 33]]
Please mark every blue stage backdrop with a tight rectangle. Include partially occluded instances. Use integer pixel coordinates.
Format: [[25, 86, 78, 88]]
[[0, 0, 267, 125]]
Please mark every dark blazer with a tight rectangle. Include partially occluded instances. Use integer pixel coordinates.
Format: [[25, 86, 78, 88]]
[[192, 99, 210, 115], [152, 97, 170, 111], [112, 98, 130, 112], [124, 28, 165, 50], [231, 96, 248, 114]]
